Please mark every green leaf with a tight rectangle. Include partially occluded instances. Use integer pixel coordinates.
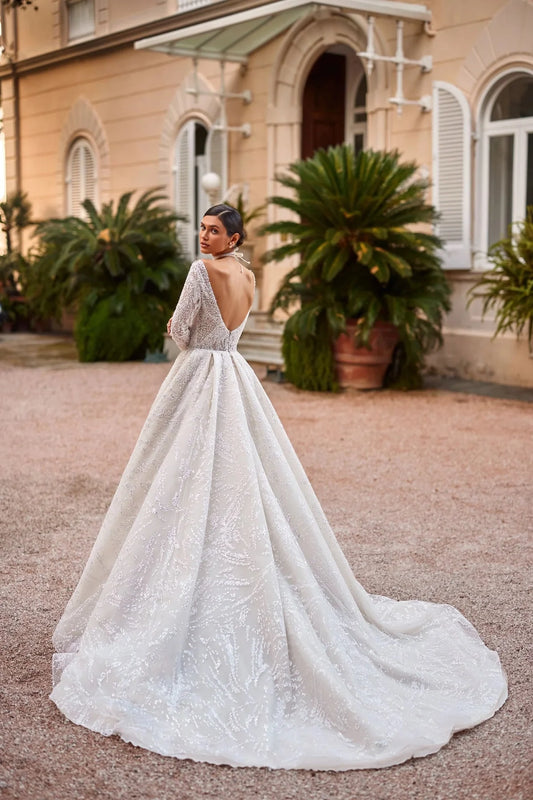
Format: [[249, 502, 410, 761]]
[[378, 248, 412, 278], [103, 247, 123, 277], [352, 241, 373, 265], [323, 248, 349, 281]]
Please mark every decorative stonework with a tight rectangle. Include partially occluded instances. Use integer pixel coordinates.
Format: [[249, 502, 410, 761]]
[[263, 9, 387, 306], [58, 96, 110, 211], [158, 71, 221, 193], [267, 9, 387, 190], [269, 10, 384, 111], [457, 0, 533, 104]]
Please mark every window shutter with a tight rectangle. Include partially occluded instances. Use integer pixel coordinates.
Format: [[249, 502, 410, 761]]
[[174, 123, 194, 259], [432, 82, 472, 269], [68, 0, 95, 41], [69, 143, 82, 217], [207, 126, 227, 198], [67, 138, 97, 217], [82, 143, 97, 210]]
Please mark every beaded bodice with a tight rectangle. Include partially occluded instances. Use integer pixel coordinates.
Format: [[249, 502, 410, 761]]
[[170, 259, 251, 352]]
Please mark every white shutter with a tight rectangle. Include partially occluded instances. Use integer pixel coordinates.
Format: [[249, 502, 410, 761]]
[[174, 122, 195, 259], [68, 143, 82, 216], [432, 82, 472, 269], [206, 126, 227, 199], [68, 0, 95, 41], [83, 143, 97, 209], [196, 153, 208, 230], [67, 138, 97, 217]]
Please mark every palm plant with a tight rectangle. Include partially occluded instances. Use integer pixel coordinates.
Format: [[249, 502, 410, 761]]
[[31, 188, 188, 361], [263, 145, 450, 390], [0, 191, 33, 330], [0, 190, 32, 256], [469, 207, 533, 347], [0, 190, 32, 289], [232, 190, 266, 229]]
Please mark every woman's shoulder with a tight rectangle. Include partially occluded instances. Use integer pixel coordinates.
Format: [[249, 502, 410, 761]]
[[188, 259, 208, 280], [196, 258, 254, 289]]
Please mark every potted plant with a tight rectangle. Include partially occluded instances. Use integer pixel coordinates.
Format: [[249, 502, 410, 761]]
[[31, 189, 188, 362], [468, 207, 533, 350], [263, 145, 450, 391]]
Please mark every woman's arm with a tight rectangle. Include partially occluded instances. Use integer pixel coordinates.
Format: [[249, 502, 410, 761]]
[[167, 262, 202, 349]]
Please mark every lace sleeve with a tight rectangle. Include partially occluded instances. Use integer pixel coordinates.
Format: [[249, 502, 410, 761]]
[[170, 261, 202, 350]]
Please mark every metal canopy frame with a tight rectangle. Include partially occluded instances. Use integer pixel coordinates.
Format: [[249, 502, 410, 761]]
[[134, 0, 431, 65], [133, 0, 433, 137]]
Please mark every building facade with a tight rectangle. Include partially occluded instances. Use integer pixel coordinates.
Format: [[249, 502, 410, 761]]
[[0, 0, 531, 385]]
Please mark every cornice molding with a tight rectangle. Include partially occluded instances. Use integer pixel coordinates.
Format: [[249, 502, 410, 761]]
[[0, 0, 265, 78]]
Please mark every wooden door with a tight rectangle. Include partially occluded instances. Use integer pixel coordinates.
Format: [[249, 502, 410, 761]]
[[301, 53, 346, 160]]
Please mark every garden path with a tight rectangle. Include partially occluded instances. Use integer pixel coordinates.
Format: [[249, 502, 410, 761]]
[[0, 335, 531, 800]]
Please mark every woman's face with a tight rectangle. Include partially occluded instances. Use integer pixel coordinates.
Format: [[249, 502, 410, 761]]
[[199, 216, 238, 257]]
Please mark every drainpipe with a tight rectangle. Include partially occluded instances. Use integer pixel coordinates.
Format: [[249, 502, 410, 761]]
[[12, 5, 21, 195], [0, 3, 21, 194]]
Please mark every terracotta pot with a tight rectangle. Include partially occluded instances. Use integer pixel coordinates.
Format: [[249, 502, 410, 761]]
[[334, 320, 399, 389]]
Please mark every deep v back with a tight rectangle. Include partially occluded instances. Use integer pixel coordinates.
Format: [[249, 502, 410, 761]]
[[201, 259, 254, 332], [169, 259, 254, 353]]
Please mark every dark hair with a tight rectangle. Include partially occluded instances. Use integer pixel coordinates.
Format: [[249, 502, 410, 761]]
[[204, 204, 246, 247]]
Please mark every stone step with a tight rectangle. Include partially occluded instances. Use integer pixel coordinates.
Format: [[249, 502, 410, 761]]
[[238, 339, 284, 366], [239, 330, 283, 348], [238, 312, 284, 366]]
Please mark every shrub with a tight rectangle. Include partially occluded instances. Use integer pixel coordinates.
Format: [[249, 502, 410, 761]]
[[33, 189, 188, 361], [263, 146, 450, 390], [469, 207, 533, 347]]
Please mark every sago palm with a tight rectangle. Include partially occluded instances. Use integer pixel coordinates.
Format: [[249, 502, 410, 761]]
[[32, 189, 188, 361], [0, 190, 32, 255], [0, 190, 33, 300], [264, 145, 450, 390]]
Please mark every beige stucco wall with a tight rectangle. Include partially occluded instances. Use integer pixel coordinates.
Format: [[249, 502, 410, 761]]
[[14, 46, 226, 217], [7, 0, 176, 57], [426, 275, 533, 387], [1, 0, 531, 385], [430, 0, 533, 386]]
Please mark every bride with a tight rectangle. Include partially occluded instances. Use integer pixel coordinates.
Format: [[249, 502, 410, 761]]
[[50, 204, 507, 771]]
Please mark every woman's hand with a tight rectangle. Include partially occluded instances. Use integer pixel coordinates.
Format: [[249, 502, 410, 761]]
[[166, 317, 172, 334]]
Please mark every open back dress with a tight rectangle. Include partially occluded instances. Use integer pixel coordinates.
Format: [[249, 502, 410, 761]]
[[50, 259, 507, 770]]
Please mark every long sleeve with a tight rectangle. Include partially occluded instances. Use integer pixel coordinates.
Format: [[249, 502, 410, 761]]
[[170, 262, 202, 350]]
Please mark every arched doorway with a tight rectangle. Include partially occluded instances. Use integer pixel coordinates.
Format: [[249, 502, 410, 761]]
[[301, 50, 367, 160], [301, 53, 346, 159], [266, 12, 381, 305]]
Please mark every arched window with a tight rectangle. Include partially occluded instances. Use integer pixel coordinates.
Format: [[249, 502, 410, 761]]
[[66, 137, 97, 217], [479, 72, 533, 255], [173, 119, 227, 260]]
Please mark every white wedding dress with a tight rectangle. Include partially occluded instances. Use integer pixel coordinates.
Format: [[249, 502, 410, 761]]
[[51, 259, 507, 771]]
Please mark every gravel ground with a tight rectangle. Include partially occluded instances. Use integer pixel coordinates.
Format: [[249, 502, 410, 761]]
[[0, 337, 532, 800]]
